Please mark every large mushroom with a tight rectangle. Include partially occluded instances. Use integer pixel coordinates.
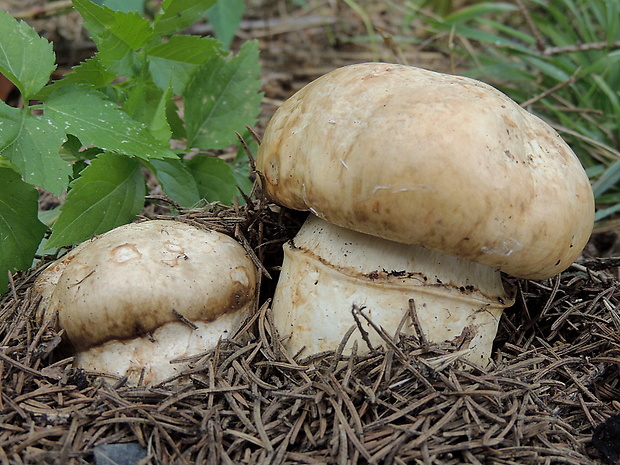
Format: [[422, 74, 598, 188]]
[[256, 63, 594, 365], [35, 220, 257, 384]]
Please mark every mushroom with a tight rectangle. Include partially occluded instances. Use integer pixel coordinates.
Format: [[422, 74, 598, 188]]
[[256, 63, 594, 365], [35, 220, 257, 384]]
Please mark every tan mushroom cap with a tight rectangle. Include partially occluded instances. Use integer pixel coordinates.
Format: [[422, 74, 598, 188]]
[[45, 220, 257, 352], [257, 63, 594, 280]]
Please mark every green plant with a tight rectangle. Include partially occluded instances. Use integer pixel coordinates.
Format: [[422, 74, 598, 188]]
[[91, 0, 245, 48], [92, 0, 147, 14], [0, 0, 262, 294], [413, 0, 619, 221]]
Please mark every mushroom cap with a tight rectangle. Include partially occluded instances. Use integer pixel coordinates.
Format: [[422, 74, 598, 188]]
[[257, 63, 594, 279], [44, 220, 257, 352]]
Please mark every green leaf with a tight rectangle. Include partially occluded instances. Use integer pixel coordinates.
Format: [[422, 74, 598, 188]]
[[475, 18, 537, 45], [97, 13, 152, 75], [592, 74, 620, 127], [0, 10, 56, 100], [73, 0, 152, 75], [47, 152, 145, 248], [44, 85, 177, 160], [100, 0, 145, 14], [592, 159, 620, 198], [0, 102, 20, 149], [186, 156, 240, 205], [38, 206, 61, 228], [206, 0, 245, 49], [0, 102, 70, 195], [37, 55, 116, 100], [145, 158, 201, 207], [184, 40, 262, 149], [153, 0, 217, 36], [521, 55, 571, 82], [74, 0, 150, 49], [124, 81, 173, 142], [586, 164, 605, 179], [594, 203, 620, 222], [73, 0, 116, 36], [0, 167, 47, 294], [60, 134, 85, 160], [0, 157, 18, 171], [102, 11, 152, 51], [149, 86, 174, 142], [444, 2, 518, 23], [429, 17, 533, 51], [166, 99, 187, 140], [605, 0, 619, 40], [231, 164, 253, 202], [147, 35, 222, 94]]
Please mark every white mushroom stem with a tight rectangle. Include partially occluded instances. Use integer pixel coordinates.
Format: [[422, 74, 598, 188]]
[[272, 215, 515, 366], [76, 314, 246, 383]]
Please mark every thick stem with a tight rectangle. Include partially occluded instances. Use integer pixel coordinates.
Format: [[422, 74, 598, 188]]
[[272, 215, 515, 366]]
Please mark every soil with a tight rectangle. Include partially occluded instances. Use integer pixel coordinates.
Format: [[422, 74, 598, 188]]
[[0, 1, 619, 464]]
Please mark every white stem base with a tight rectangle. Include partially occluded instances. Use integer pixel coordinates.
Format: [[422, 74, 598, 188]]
[[76, 309, 248, 385], [272, 216, 514, 366]]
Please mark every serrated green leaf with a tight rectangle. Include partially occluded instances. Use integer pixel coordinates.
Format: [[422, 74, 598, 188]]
[[0, 167, 47, 294], [73, 0, 150, 46], [73, 0, 152, 76], [37, 55, 115, 100], [46, 152, 145, 248], [147, 35, 221, 94], [73, 0, 116, 36], [153, 0, 217, 36], [145, 158, 201, 207], [0, 102, 70, 195], [186, 156, 240, 205], [104, 11, 152, 50], [0, 10, 56, 100], [97, 13, 152, 75], [185, 41, 262, 149], [206, 0, 245, 49], [44, 85, 177, 160]]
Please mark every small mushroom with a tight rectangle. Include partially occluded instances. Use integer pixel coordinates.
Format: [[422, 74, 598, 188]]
[[35, 220, 257, 384], [256, 63, 594, 365]]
